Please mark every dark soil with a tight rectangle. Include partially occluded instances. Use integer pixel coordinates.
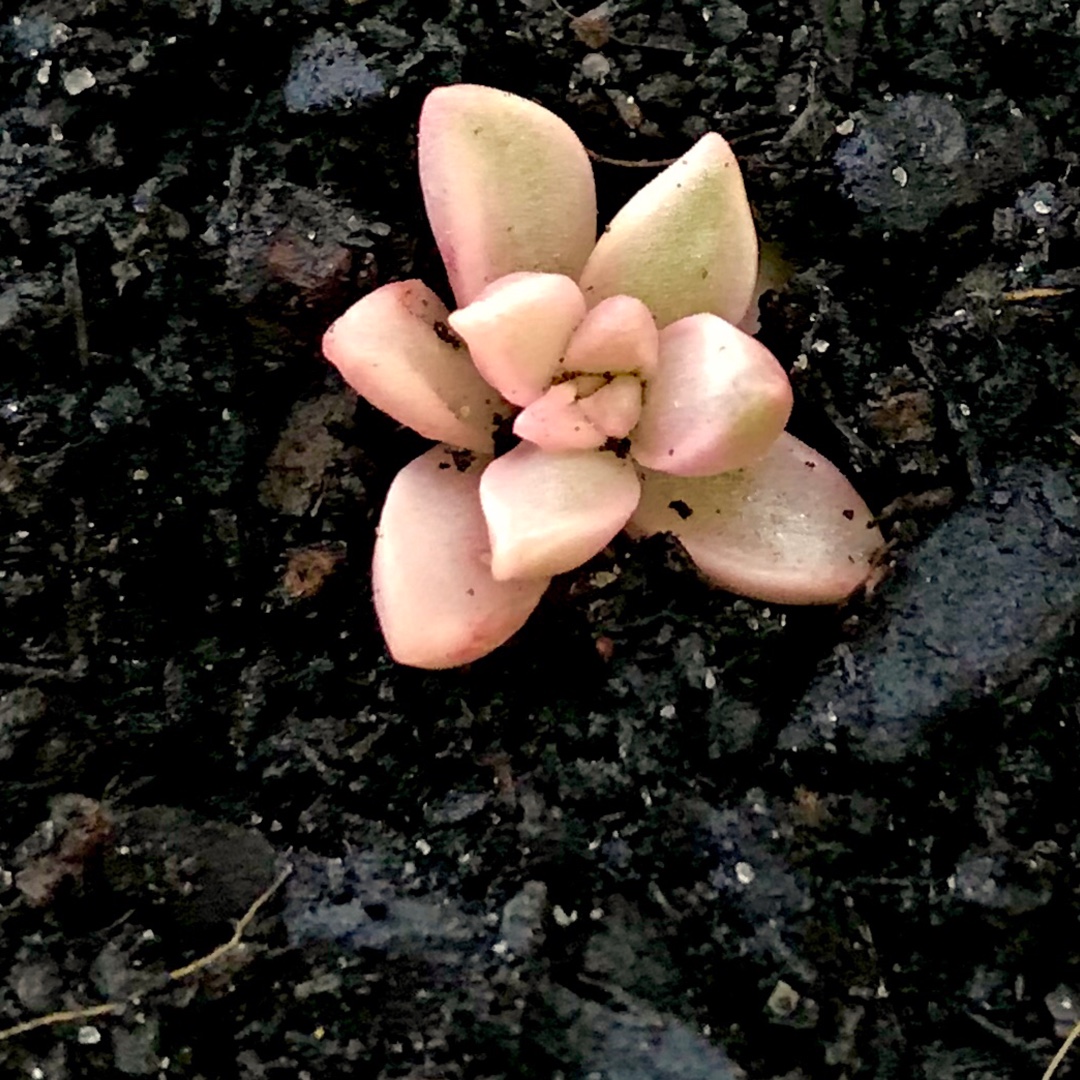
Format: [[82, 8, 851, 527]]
[[3, 0, 1080, 1077]]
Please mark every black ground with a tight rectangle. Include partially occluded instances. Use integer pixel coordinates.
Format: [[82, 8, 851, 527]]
[[3, 0, 1080, 1077]]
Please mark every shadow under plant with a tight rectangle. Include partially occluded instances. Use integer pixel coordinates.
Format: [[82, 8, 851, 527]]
[[2, 0, 1080, 1077]]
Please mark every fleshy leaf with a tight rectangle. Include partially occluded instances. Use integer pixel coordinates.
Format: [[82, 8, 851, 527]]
[[563, 294, 659, 376], [578, 375, 643, 438], [448, 272, 586, 406], [322, 280, 507, 452], [631, 313, 792, 476], [372, 445, 550, 669], [513, 382, 606, 451], [576, 133, 759, 328], [480, 443, 640, 580], [629, 433, 883, 605], [419, 84, 598, 307]]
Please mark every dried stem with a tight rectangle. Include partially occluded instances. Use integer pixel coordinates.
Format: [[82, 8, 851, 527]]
[[1043, 1018, 1080, 1080], [0, 864, 293, 1044]]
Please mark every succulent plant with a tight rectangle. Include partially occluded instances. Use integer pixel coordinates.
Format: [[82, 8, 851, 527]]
[[323, 84, 882, 669]]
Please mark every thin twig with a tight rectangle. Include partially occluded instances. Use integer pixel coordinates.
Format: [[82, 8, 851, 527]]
[[0, 1003, 124, 1043], [169, 864, 293, 980], [583, 147, 678, 168], [727, 125, 787, 145], [0, 864, 293, 1044], [1043, 1019, 1080, 1080], [1001, 287, 1073, 303]]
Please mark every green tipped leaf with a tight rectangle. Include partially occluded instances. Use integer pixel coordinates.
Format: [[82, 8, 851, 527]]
[[577, 133, 759, 328], [630, 433, 883, 604], [419, 85, 597, 307]]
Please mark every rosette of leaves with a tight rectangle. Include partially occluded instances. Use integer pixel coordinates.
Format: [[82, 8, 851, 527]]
[[323, 85, 881, 669]]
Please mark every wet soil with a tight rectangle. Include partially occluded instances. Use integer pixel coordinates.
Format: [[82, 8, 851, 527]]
[[2, 0, 1080, 1077]]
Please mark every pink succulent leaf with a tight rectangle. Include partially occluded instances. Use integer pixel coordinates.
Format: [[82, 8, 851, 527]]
[[447, 272, 587, 406], [578, 375, 643, 438], [631, 313, 793, 476], [563, 294, 659, 377], [628, 433, 884, 605], [513, 382, 606, 451], [479, 443, 641, 581], [577, 133, 759, 329], [322, 280, 508, 453], [418, 84, 598, 308], [372, 445, 550, 669]]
